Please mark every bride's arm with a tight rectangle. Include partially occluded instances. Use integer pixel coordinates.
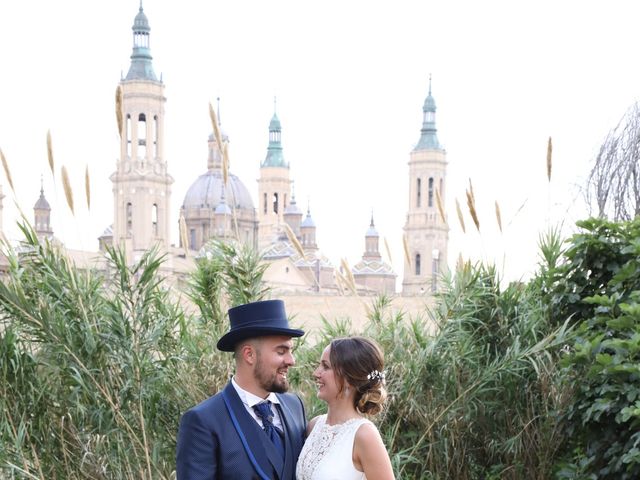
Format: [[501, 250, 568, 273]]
[[352, 423, 395, 480]]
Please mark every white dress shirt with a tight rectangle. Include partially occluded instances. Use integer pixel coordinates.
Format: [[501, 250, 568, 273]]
[[231, 376, 284, 431]]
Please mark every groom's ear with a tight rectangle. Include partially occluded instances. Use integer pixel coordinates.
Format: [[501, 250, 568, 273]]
[[238, 342, 256, 366]]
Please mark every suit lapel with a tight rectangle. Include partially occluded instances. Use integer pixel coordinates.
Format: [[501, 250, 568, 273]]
[[224, 383, 284, 478]]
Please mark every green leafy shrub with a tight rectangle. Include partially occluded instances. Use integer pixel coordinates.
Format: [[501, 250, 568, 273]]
[[548, 218, 640, 479]]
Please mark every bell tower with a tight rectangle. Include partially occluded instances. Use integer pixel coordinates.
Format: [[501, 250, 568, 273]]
[[257, 99, 292, 249], [111, 4, 173, 258], [402, 77, 449, 295]]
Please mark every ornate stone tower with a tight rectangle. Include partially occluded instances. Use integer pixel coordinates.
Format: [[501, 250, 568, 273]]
[[402, 78, 449, 295], [34, 182, 53, 240], [257, 103, 292, 250], [352, 215, 396, 294], [110, 5, 173, 258]]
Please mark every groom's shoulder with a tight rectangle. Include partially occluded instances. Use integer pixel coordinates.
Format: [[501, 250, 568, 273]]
[[188, 386, 228, 415], [278, 391, 305, 411]]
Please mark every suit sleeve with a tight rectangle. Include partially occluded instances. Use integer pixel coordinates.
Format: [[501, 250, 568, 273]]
[[297, 394, 308, 432], [176, 408, 218, 480]]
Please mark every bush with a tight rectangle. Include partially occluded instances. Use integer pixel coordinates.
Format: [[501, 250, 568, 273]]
[[548, 218, 640, 479]]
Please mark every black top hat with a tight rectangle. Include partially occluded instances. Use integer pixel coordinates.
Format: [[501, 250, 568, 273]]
[[217, 299, 304, 352]]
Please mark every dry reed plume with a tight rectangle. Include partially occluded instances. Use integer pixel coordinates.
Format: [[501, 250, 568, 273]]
[[222, 141, 230, 186], [339, 257, 357, 294], [383, 237, 393, 264], [115, 85, 123, 138], [495, 200, 502, 233], [468, 178, 475, 204], [334, 270, 346, 295], [0, 147, 15, 193], [47, 130, 55, 178], [61, 166, 74, 215], [179, 214, 189, 257], [455, 198, 466, 233], [402, 235, 411, 266], [547, 136, 553, 182], [85, 165, 91, 211], [466, 187, 480, 232], [209, 102, 223, 154], [435, 188, 446, 224], [283, 223, 305, 258]]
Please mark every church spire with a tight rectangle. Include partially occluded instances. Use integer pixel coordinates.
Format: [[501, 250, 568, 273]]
[[414, 74, 441, 151], [125, 2, 158, 81], [262, 97, 287, 168]]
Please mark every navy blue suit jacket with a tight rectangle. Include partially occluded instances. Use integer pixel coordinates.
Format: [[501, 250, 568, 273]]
[[176, 382, 307, 480]]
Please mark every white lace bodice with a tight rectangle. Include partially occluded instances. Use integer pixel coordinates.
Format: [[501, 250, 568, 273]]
[[296, 414, 371, 480]]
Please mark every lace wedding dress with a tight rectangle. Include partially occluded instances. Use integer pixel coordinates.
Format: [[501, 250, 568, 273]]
[[296, 414, 372, 480]]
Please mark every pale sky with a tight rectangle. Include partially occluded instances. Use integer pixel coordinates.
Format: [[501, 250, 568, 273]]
[[0, 1, 638, 287]]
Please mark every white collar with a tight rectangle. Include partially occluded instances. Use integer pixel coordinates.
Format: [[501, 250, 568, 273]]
[[231, 376, 281, 408]]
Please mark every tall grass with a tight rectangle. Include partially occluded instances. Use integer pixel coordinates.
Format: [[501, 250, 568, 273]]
[[0, 223, 575, 479]]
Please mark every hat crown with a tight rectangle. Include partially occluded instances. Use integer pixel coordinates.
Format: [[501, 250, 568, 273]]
[[228, 299, 288, 329], [217, 299, 304, 352]]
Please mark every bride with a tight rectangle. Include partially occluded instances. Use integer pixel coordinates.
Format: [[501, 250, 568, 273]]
[[296, 336, 395, 480]]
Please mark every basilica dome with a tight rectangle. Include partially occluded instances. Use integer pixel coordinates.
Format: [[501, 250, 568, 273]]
[[182, 170, 254, 211]]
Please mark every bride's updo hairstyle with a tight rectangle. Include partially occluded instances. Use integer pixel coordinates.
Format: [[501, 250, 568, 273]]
[[329, 336, 387, 415]]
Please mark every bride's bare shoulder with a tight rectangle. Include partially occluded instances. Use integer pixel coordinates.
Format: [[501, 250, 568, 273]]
[[305, 414, 324, 437]]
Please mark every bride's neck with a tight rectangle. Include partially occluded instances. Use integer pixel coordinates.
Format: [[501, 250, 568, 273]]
[[326, 400, 360, 426]]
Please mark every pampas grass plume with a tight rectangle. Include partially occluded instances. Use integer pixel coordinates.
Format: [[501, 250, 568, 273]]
[[0, 148, 15, 194], [61, 166, 75, 215], [455, 198, 466, 233], [435, 188, 446, 224], [283, 223, 305, 258], [47, 130, 55, 179], [179, 214, 189, 256], [383, 237, 393, 264], [115, 86, 123, 138], [222, 141, 230, 185], [402, 235, 411, 266], [495, 200, 502, 233], [339, 258, 357, 294], [85, 165, 91, 211], [209, 102, 223, 154], [466, 189, 480, 232]]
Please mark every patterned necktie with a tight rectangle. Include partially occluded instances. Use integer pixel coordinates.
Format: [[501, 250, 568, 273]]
[[253, 401, 285, 459]]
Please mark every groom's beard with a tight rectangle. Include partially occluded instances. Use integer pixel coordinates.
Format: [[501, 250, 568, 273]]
[[254, 355, 289, 393]]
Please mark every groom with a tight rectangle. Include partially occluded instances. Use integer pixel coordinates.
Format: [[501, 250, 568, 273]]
[[176, 299, 307, 480]]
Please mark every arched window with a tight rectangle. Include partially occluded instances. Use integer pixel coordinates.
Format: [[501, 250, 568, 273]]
[[263, 193, 268, 214], [126, 202, 133, 235], [273, 193, 279, 214], [416, 178, 421, 207], [138, 113, 147, 157], [415, 253, 421, 276], [428, 177, 434, 207], [151, 204, 158, 236]]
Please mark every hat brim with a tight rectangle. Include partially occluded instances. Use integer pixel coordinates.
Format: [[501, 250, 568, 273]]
[[217, 326, 305, 352]]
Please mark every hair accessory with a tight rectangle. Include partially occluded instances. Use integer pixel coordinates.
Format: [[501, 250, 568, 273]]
[[367, 369, 386, 383]]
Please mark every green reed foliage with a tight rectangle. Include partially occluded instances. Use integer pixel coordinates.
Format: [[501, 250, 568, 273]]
[[364, 264, 572, 480], [290, 249, 573, 480], [0, 221, 592, 480], [0, 228, 271, 479], [0, 223, 185, 479]]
